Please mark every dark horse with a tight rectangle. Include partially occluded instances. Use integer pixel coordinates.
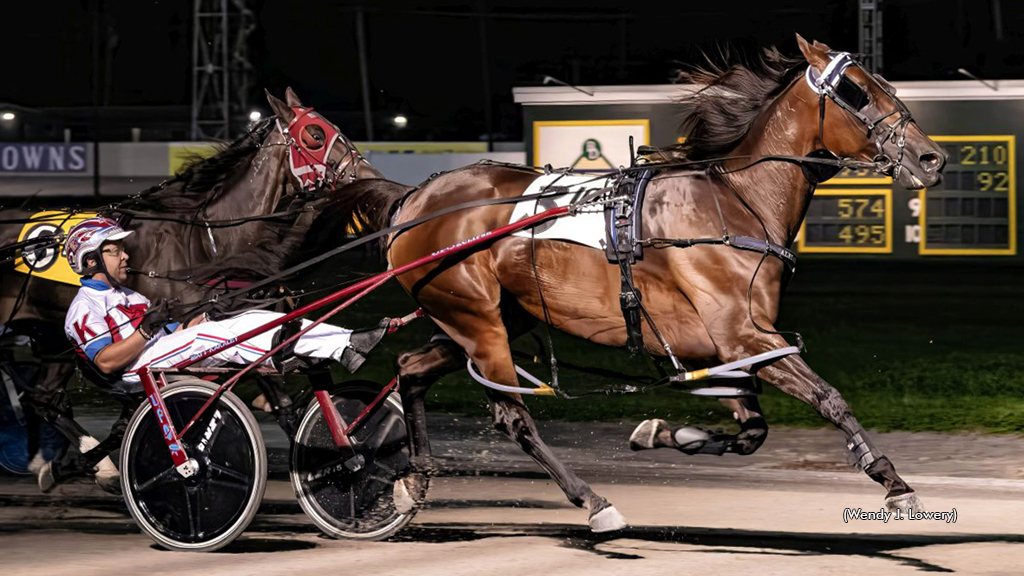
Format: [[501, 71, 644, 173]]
[[331, 37, 946, 531], [0, 88, 396, 488]]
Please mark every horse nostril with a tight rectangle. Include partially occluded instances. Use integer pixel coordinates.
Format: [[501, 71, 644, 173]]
[[920, 152, 943, 173]]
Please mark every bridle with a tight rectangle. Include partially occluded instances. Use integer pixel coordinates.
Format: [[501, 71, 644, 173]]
[[806, 52, 914, 180], [275, 106, 368, 192]]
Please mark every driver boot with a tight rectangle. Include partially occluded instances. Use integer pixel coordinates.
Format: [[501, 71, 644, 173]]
[[339, 318, 390, 373]]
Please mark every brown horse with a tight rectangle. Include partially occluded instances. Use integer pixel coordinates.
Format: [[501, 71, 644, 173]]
[[0, 88, 394, 488], [332, 36, 945, 531]]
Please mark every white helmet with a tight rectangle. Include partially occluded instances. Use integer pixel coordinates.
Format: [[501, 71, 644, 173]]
[[63, 217, 133, 275]]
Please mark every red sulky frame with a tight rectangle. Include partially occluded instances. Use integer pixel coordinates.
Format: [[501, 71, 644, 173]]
[[137, 205, 570, 470]]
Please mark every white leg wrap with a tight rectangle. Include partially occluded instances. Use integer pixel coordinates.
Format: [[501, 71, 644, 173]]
[[28, 451, 46, 474], [79, 436, 118, 479], [79, 435, 100, 453]]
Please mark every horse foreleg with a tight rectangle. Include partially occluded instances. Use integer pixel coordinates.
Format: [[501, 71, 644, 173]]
[[716, 329, 919, 512], [255, 375, 298, 440], [630, 396, 769, 456], [26, 361, 122, 493]]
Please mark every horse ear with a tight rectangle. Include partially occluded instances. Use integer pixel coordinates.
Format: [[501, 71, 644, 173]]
[[285, 87, 304, 108], [795, 33, 830, 72], [265, 89, 295, 123], [812, 39, 834, 52]]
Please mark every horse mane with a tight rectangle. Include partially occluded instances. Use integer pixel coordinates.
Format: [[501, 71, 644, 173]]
[[122, 118, 277, 215], [319, 178, 415, 235], [674, 47, 805, 161], [176, 194, 329, 283]]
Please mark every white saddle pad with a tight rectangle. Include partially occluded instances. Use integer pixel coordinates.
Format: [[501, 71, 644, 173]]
[[508, 173, 614, 250]]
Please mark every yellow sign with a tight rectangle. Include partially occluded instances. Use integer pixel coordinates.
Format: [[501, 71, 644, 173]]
[[13, 211, 100, 285], [168, 143, 220, 175], [532, 119, 650, 169]]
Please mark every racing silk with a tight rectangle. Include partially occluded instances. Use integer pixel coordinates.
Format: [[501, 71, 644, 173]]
[[63, 279, 178, 362]]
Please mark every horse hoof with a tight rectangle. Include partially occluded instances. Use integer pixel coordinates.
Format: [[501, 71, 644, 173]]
[[588, 504, 627, 533], [94, 457, 122, 495], [885, 492, 924, 513], [37, 462, 56, 493], [629, 419, 670, 451], [393, 474, 426, 515], [393, 478, 416, 514]]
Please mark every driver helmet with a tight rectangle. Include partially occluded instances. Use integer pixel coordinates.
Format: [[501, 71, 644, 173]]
[[63, 217, 133, 275]]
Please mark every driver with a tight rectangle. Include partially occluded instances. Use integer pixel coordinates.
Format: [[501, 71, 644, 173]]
[[43, 217, 385, 490], [63, 217, 385, 380]]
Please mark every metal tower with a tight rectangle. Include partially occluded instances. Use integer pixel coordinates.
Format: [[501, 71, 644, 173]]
[[859, 0, 883, 74], [191, 0, 255, 140]]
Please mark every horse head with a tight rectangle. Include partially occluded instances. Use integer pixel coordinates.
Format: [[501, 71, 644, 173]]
[[796, 34, 945, 189], [265, 88, 382, 195]]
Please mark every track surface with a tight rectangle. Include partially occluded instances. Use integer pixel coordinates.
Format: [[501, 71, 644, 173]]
[[2, 413, 1024, 575]]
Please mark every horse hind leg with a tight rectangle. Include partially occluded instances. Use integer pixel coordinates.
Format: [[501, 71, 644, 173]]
[[485, 389, 625, 532], [391, 334, 465, 513], [630, 396, 769, 456], [429, 299, 625, 532]]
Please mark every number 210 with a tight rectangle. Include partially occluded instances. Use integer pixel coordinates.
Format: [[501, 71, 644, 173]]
[[961, 144, 1008, 166]]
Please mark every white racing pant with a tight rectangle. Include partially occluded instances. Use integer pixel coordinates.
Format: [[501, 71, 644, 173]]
[[122, 311, 352, 383]]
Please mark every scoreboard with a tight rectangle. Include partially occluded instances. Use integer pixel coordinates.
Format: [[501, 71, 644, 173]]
[[919, 136, 1015, 255], [795, 135, 1017, 259], [798, 189, 892, 253]]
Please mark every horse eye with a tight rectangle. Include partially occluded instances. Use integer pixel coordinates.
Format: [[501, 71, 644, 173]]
[[301, 125, 326, 149]]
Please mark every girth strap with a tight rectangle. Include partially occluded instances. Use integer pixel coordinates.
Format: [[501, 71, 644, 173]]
[[604, 169, 654, 356]]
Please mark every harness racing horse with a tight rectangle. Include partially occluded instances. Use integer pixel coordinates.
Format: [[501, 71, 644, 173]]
[[0, 88, 393, 489], [333, 37, 946, 531]]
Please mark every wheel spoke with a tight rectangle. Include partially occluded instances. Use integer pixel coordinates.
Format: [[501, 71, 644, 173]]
[[135, 466, 179, 494], [183, 486, 201, 538], [346, 401, 389, 436], [209, 463, 250, 488]]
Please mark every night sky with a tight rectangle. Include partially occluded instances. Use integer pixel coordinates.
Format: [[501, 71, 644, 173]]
[[2, 1, 1023, 141]]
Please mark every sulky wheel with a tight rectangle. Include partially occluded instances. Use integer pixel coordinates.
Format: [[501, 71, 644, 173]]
[[291, 381, 417, 540], [120, 379, 267, 552]]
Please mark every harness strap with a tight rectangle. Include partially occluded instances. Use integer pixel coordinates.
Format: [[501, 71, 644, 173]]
[[642, 235, 797, 272], [176, 184, 592, 318], [603, 169, 655, 356], [0, 364, 25, 426]]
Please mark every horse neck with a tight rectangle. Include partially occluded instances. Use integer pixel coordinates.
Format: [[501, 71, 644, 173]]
[[202, 142, 291, 249], [354, 156, 384, 180], [720, 86, 819, 245]]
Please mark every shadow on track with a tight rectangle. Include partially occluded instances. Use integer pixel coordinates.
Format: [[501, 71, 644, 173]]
[[392, 523, 1024, 573]]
